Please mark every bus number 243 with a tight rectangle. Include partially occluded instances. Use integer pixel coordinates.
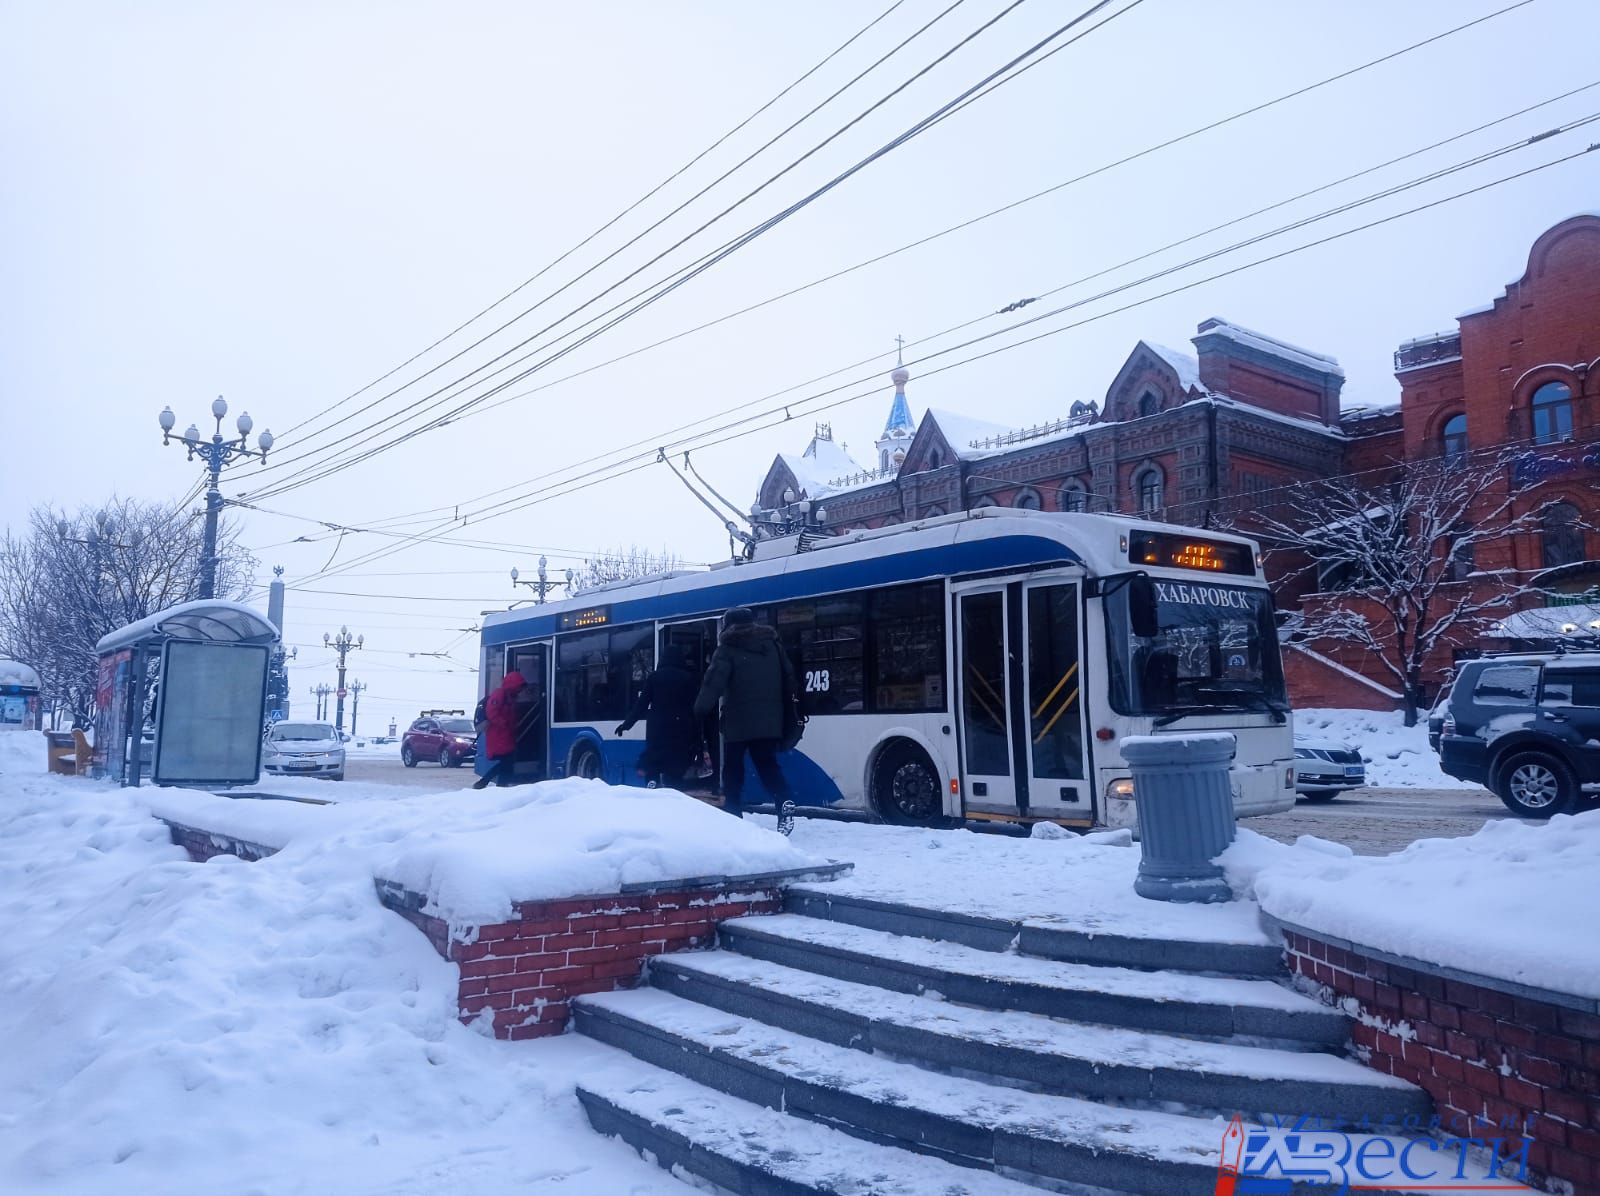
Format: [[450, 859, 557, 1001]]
[[805, 669, 831, 693]]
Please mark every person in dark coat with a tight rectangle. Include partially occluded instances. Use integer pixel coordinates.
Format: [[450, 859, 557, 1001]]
[[693, 608, 797, 831], [615, 644, 701, 788], [472, 670, 525, 789]]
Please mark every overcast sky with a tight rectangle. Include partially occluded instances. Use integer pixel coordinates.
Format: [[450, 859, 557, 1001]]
[[3, 0, 1597, 727]]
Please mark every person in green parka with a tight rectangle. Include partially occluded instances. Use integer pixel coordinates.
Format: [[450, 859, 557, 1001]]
[[693, 607, 798, 834]]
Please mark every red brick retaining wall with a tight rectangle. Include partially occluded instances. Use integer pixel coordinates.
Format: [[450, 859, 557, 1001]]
[[1283, 927, 1600, 1192], [385, 886, 782, 1040], [164, 818, 786, 1042]]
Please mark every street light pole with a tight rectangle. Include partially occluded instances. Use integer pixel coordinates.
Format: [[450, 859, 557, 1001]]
[[311, 683, 331, 720], [511, 555, 576, 604], [349, 679, 365, 737], [324, 626, 362, 734], [158, 396, 273, 600]]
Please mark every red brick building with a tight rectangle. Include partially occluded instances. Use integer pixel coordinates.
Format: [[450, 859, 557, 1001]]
[[753, 215, 1600, 708]]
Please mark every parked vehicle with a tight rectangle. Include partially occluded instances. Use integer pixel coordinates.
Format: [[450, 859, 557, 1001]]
[[262, 720, 346, 781], [401, 714, 478, 768], [1435, 652, 1600, 816], [1293, 734, 1366, 802]]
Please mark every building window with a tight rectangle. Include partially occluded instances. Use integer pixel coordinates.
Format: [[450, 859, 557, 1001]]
[[1531, 381, 1574, 445], [972, 495, 999, 510], [928, 449, 943, 470], [1138, 391, 1159, 418], [1134, 467, 1164, 514], [1446, 525, 1474, 582], [1013, 487, 1042, 510], [1542, 501, 1585, 568], [1441, 413, 1467, 461], [1056, 481, 1088, 512], [922, 504, 946, 518]]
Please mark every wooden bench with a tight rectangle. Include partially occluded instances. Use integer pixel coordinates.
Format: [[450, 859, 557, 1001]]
[[45, 729, 91, 776]]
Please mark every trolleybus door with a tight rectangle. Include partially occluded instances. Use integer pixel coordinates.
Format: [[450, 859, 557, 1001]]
[[658, 618, 721, 790], [505, 642, 550, 781], [1019, 580, 1091, 818], [953, 583, 1021, 813]]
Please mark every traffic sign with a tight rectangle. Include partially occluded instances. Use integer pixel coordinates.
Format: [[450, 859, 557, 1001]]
[[337, 688, 348, 698]]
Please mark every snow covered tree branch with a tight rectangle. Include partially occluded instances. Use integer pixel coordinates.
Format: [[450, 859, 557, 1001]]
[[1225, 452, 1594, 725], [0, 498, 255, 726]]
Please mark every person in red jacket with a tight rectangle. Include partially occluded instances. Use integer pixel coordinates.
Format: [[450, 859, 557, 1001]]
[[472, 671, 525, 789]]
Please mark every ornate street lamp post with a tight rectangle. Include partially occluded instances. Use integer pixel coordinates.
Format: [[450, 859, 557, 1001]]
[[324, 625, 362, 734], [158, 396, 272, 600]]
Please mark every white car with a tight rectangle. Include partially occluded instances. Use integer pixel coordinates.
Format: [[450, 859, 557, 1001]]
[[1293, 734, 1366, 802], [263, 720, 346, 781]]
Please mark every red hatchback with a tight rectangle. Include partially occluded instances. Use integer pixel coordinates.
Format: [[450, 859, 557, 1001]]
[[401, 714, 477, 768]]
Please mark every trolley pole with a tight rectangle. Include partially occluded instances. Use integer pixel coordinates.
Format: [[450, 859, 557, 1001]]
[[324, 626, 362, 734]]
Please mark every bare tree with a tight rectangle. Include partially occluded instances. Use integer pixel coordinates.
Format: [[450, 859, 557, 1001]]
[[569, 546, 690, 595], [0, 497, 255, 725], [1235, 454, 1587, 726]]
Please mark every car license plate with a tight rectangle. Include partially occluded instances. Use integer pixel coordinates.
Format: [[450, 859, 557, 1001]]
[[288, 760, 315, 770], [1344, 765, 1364, 779]]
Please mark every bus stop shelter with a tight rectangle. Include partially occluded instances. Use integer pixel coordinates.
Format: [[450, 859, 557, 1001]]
[[94, 600, 279, 787], [0, 660, 43, 731]]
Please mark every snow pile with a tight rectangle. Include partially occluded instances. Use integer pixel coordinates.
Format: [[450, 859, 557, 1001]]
[[1294, 707, 1478, 789], [782, 817, 1272, 946], [148, 779, 823, 928], [1224, 814, 1600, 998], [0, 731, 721, 1194]]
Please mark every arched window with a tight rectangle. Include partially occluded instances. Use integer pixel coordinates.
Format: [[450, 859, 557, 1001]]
[[1532, 382, 1574, 445], [1542, 501, 1585, 568], [1134, 467, 1164, 514], [922, 504, 946, 518], [1056, 481, 1088, 513], [1138, 391, 1160, 418], [928, 448, 943, 470], [1441, 413, 1467, 461], [1013, 487, 1042, 511], [971, 495, 999, 510]]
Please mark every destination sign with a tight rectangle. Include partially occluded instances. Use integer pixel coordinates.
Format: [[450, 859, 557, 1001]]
[[559, 605, 611, 630], [1128, 530, 1254, 576]]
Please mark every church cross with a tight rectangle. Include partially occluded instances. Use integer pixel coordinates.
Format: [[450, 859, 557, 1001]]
[[895, 334, 904, 366]]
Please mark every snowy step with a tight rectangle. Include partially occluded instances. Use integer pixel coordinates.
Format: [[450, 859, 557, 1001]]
[[649, 950, 1428, 1122], [577, 1054, 1044, 1195], [785, 888, 1286, 977], [719, 914, 1347, 1044], [574, 991, 1520, 1196]]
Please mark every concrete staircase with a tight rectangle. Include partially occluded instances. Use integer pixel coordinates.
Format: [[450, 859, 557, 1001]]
[[571, 891, 1507, 1195]]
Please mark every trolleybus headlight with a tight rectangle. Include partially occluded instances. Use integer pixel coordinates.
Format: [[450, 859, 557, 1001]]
[[1107, 778, 1135, 799]]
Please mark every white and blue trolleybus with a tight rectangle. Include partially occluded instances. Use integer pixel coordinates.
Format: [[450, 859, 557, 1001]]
[[476, 509, 1295, 829]]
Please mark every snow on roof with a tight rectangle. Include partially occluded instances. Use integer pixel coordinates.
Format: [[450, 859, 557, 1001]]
[[923, 407, 1016, 459], [0, 660, 41, 689], [1491, 603, 1600, 640], [1141, 342, 1203, 392], [94, 600, 280, 655], [782, 435, 863, 496], [1194, 318, 1344, 378], [1195, 395, 1346, 439]]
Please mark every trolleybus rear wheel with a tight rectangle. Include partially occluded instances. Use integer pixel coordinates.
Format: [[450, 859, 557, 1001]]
[[873, 741, 942, 826]]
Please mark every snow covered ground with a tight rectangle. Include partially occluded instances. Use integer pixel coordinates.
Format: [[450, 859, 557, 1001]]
[[1, 722, 1589, 1194], [0, 732, 693, 1196], [1225, 817, 1600, 999], [1294, 707, 1479, 789]]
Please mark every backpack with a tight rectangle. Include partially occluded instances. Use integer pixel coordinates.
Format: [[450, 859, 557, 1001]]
[[472, 697, 488, 738]]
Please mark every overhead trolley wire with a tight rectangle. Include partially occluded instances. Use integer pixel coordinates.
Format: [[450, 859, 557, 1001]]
[[268, 98, 1598, 578], [272, 0, 916, 446], [242, 0, 1136, 501], [280, 139, 1596, 591], [259, 0, 978, 465], [245, 0, 1532, 509]]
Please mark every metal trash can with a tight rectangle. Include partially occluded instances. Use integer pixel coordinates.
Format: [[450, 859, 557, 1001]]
[[1121, 731, 1237, 903]]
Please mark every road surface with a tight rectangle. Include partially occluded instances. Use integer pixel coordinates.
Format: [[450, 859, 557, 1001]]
[[343, 754, 1515, 854]]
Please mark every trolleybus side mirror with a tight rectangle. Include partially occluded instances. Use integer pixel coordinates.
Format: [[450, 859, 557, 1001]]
[[1128, 575, 1159, 639]]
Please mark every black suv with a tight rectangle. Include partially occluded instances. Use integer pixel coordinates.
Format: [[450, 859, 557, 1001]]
[[1435, 652, 1600, 816]]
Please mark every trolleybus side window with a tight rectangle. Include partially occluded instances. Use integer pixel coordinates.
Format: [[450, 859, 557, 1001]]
[[554, 623, 654, 722], [774, 594, 866, 715], [869, 582, 945, 712]]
